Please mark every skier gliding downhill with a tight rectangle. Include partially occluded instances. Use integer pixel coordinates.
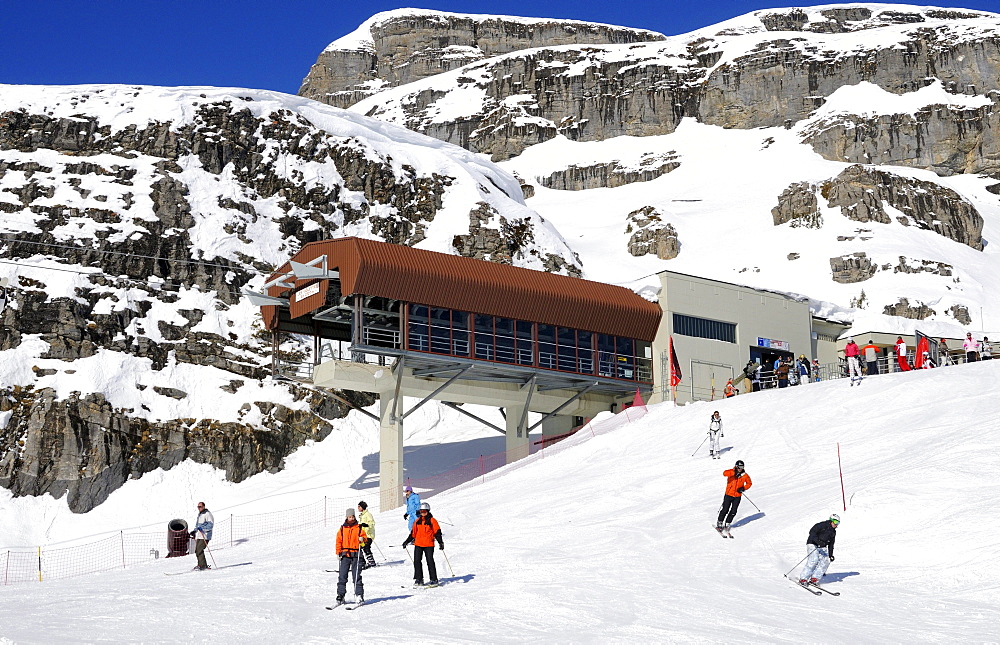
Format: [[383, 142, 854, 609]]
[[716, 460, 752, 537]]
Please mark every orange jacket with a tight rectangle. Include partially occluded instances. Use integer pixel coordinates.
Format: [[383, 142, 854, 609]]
[[336, 520, 363, 555], [406, 514, 443, 548], [724, 382, 736, 397], [723, 469, 752, 497]]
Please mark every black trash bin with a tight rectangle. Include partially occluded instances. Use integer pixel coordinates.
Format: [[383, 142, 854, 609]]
[[167, 519, 190, 558]]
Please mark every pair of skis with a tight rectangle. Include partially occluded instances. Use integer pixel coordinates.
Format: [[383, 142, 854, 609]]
[[787, 576, 841, 596], [326, 599, 364, 610], [164, 561, 252, 575], [712, 525, 734, 539]]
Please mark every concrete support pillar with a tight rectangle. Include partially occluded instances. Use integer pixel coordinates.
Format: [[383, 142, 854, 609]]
[[541, 415, 575, 447], [505, 405, 530, 463], [378, 394, 404, 512]]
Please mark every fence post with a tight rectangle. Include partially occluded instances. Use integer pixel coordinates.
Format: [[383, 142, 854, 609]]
[[37, 546, 42, 582], [480, 456, 484, 483], [324, 497, 327, 527], [230, 515, 234, 548], [5, 550, 8, 586], [121, 531, 126, 569]]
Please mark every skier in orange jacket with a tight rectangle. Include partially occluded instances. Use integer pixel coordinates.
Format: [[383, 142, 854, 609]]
[[715, 460, 752, 537], [402, 501, 444, 587], [333, 507, 365, 606]]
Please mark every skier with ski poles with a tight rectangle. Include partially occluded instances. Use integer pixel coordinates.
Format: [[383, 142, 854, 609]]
[[715, 460, 751, 537], [333, 508, 365, 607], [707, 411, 723, 459], [357, 500, 377, 569], [402, 501, 444, 587], [798, 514, 840, 587], [188, 502, 214, 571], [403, 485, 421, 532]]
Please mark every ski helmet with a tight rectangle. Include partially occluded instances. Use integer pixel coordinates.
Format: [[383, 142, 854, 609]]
[[830, 513, 840, 524], [735, 460, 745, 469], [419, 502, 430, 511]]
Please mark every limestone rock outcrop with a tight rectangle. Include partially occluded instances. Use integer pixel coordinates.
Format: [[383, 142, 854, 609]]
[[299, 9, 665, 108], [625, 206, 680, 260], [821, 165, 983, 250], [831, 252, 876, 283], [0, 85, 575, 510]]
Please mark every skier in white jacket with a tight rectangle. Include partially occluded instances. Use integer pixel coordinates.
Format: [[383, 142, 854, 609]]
[[708, 411, 723, 459]]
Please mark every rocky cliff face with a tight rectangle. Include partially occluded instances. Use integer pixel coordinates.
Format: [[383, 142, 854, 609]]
[[331, 7, 1000, 170], [299, 9, 665, 109], [304, 6, 1000, 332], [0, 85, 576, 511]]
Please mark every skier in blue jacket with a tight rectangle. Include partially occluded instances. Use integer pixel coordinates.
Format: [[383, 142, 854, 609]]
[[189, 502, 214, 571], [403, 486, 421, 531]]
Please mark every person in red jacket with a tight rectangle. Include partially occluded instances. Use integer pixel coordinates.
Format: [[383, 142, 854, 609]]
[[844, 339, 862, 384], [402, 501, 444, 587], [333, 507, 365, 606], [715, 460, 752, 537]]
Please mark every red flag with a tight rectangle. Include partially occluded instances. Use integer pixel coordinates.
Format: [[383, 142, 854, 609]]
[[632, 388, 646, 409], [669, 336, 682, 386], [915, 336, 930, 368]]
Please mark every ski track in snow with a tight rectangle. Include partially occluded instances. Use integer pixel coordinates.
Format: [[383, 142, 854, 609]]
[[1, 362, 998, 641]]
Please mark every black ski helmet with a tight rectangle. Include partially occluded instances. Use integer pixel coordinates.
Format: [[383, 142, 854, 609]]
[[735, 460, 745, 469]]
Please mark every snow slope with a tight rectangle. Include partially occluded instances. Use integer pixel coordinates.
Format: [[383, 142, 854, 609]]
[[2, 362, 997, 642]]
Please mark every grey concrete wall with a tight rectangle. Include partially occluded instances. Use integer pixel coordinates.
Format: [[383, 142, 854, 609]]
[[650, 271, 812, 404]]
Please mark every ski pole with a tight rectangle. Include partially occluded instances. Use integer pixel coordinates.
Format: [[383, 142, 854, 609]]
[[373, 540, 387, 562], [783, 551, 812, 578], [440, 545, 454, 577], [353, 548, 361, 601], [403, 545, 413, 564], [204, 540, 218, 568], [741, 493, 761, 513], [692, 435, 709, 457]]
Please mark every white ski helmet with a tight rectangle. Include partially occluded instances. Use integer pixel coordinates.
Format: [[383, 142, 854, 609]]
[[830, 513, 840, 524], [419, 502, 430, 511]]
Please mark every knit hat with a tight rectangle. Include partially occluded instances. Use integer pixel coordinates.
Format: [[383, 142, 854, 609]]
[[358, 501, 368, 510], [345, 507, 355, 518], [404, 485, 412, 492]]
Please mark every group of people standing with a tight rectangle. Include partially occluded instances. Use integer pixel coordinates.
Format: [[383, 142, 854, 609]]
[[845, 332, 993, 383], [330, 485, 445, 607], [738, 356, 819, 393]]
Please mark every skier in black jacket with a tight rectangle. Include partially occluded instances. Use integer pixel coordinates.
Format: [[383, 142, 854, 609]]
[[798, 514, 839, 585]]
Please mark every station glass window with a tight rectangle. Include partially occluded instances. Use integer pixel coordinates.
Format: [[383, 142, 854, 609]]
[[673, 313, 736, 344], [558, 327, 577, 372], [516, 321, 534, 365], [430, 308, 451, 355], [495, 317, 516, 363], [407, 304, 429, 351], [452, 311, 470, 356], [538, 324, 556, 369], [474, 314, 493, 361]]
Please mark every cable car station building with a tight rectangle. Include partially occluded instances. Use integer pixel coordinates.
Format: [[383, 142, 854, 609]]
[[252, 238, 662, 511]]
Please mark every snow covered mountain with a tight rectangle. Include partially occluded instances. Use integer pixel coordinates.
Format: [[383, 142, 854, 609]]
[[0, 85, 578, 512], [3, 4, 1000, 514], [306, 4, 1000, 335]]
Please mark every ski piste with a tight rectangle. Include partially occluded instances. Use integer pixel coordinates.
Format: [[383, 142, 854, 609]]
[[165, 561, 252, 575]]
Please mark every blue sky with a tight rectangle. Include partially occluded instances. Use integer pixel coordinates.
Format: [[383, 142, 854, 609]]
[[2, 1, 997, 95]]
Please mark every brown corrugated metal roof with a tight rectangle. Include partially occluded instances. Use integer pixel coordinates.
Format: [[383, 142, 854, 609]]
[[264, 237, 661, 341]]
